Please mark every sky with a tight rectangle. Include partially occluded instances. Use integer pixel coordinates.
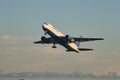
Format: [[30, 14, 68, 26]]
[[0, 0, 120, 74]]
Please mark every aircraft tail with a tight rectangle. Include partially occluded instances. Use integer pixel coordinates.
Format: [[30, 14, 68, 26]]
[[74, 41, 93, 51], [75, 41, 80, 47], [74, 36, 83, 47]]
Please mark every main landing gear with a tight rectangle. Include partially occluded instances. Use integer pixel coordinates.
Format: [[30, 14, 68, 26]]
[[52, 43, 57, 48], [43, 31, 57, 48], [52, 46, 57, 48]]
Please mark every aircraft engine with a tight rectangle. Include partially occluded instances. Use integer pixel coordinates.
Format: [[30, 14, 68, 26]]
[[65, 35, 74, 43], [41, 36, 50, 43], [41, 36, 46, 41]]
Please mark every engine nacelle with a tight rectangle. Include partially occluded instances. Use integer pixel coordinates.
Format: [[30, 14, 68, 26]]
[[65, 35, 74, 43], [41, 36, 50, 43], [41, 36, 46, 41]]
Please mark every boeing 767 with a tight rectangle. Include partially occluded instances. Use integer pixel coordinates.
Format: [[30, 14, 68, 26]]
[[34, 23, 104, 53]]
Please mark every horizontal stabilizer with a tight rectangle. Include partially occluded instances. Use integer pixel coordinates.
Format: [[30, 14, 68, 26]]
[[78, 48, 93, 51]]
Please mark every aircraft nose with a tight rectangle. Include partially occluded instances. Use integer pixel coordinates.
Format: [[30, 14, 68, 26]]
[[42, 25, 45, 30], [42, 23, 48, 30], [42, 24, 45, 29]]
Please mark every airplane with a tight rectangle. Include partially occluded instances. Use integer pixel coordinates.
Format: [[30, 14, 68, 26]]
[[34, 23, 104, 53]]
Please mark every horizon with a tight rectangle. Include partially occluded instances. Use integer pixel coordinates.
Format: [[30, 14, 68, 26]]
[[1, 71, 120, 79]]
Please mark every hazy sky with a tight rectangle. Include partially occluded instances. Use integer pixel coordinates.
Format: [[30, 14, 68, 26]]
[[0, 0, 120, 74]]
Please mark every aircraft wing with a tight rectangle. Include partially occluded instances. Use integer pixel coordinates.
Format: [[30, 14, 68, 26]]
[[73, 37, 104, 42]]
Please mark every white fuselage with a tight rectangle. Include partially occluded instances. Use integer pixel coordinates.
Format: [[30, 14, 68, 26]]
[[42, 23, 80, 53]]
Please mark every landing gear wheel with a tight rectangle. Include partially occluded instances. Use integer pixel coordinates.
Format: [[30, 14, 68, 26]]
[[44, 33, 47, 35], [52, 43, 56, 48], [44, 30, 47, 35], [52, 46, 57, 48]]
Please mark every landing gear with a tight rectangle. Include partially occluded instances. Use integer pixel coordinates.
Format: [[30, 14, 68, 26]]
[[52, 43, 57, 48], [44, 33, 47, 35], [52, 46, 57, 48], [44, 30, 47, 35]]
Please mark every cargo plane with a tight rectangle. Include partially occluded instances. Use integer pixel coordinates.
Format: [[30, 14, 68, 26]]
[[34, 23, 104, 53]]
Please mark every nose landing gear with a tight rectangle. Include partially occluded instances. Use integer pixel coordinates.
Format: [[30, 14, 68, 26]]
[[44, 33, 47, 35]]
